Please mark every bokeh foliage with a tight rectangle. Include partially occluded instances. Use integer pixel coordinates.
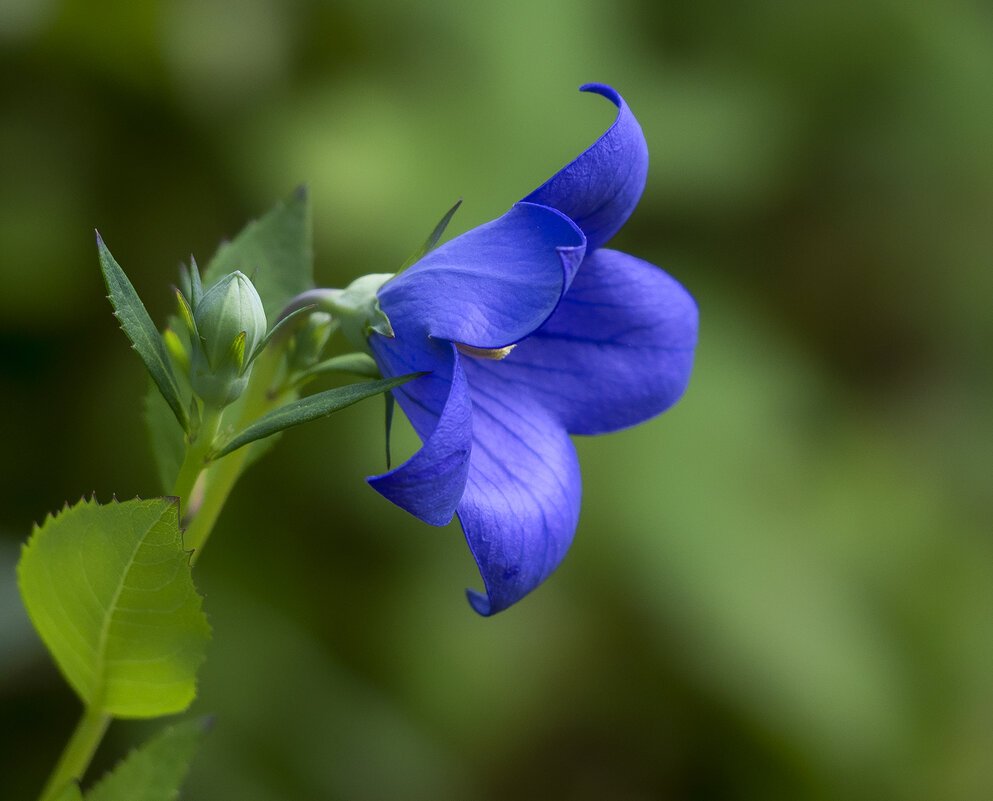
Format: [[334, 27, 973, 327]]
[[1, 0, 991, 799]]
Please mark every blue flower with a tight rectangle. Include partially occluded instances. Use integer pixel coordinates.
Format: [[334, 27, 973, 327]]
[[367, 84, 698, 615]]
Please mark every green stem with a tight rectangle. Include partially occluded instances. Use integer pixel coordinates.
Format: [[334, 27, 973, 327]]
[[38, 707, 111, 801], [37, 351, 285, 799], [185, 441, 252, 562], [171, 404, 223, 521], [184, 350, 283, 560]]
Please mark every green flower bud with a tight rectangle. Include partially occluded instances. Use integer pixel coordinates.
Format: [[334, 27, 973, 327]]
[[190, 271, 267, 408]]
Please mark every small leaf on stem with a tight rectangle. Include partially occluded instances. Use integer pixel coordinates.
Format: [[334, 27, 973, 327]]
[[85, 718, 209, 801], [293, 352, 380, 387], [399, 198, 462, 271], [188, 255, 203, 305], [212, 373, 423, 459], [97, 235, 189, 433], [246, 304, 315, 368]]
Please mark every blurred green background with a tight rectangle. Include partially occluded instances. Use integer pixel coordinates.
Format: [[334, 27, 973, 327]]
[[2, 1, 991, 799]]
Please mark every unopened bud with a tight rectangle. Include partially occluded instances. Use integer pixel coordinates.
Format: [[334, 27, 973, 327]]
[[190, 271, 267, 407]]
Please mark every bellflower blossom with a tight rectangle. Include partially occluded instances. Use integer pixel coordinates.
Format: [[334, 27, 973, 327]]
[[367, 84, 698, 615]]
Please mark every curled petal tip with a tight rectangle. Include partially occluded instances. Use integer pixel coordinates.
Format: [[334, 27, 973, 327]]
[[524, 84, 647, 251], [466, 588, 493, 617], [579, 83, 623, 107]]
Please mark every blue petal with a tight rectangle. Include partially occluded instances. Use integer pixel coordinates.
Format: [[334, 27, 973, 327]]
[[523, 84, 649, 252], [378, 202, 585, 349], [479, 248, 698, 435], [455, 363, 581, 616], [367, 335, 472, 526]]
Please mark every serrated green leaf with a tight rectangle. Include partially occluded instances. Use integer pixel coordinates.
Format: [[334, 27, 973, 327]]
[[85, 718, 208, 801], [97, 235, 189, 433], [17, 498, 211, 718], [203, 187, 314, 321], [213, 373, 423, 459]]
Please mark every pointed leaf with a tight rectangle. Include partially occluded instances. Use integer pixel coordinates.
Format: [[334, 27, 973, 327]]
[[212, 374, 423, 459], [203, 187, 314, 320], [399, 198, 462, 270], [85, 718, 208, 801], [246, 304, 314, 368], [17, 498, 211, 718], [146, 315, 196, 492], [97, 236, 189, 432], [294, 352, 380, 386], [173, 289, 196, 339], [188, 255, 203, 306], [145, 324, 192, 495]]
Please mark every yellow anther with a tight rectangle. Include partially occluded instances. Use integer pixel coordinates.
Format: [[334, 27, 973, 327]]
[[455, 342, 517, 360]]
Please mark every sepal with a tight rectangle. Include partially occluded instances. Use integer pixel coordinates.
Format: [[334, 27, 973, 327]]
[[399, 198, 462, 271], [316, 273, 396, 352], [211, 373, 422, 459]]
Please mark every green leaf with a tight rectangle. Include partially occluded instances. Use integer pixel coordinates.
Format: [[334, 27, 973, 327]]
[[173, 289, 196, 339], [97, 235, 189, 433], [188, 255, 203, 306], [145, 315, 194, 493], [17, 498, 211, 718], [85, 718, 208, 801], [162, 328, 190, 375], [212, 374, 423, 459], [399, 198, 462, 270], [203, 186, 314, 321], [246, 303, 315, 367], [293, 352, 380, 387]]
